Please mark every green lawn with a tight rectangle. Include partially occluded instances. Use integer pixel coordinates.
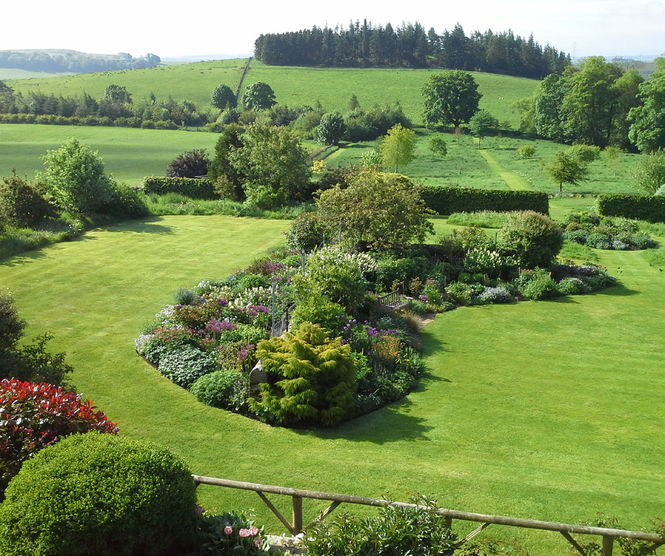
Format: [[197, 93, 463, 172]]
[[1, 215, 664, 553], [0, 124, 219, 186]]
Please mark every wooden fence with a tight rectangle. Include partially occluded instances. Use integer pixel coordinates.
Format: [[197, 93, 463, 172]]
[[192, 475, 663, 555]]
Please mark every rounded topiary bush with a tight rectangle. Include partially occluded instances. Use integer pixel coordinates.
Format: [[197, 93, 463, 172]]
[[0, 432, 197, 556], [501, 211, 563, 269], [190, 369, 249, 411]]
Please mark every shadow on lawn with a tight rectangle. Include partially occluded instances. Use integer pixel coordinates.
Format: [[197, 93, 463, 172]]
[[297, 398, 435, 444], [594, 282, 639, 297], [105, 217, 174, 234]]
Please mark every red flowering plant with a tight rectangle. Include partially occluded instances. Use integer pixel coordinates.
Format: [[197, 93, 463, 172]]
[[0, 379, 117, 497]]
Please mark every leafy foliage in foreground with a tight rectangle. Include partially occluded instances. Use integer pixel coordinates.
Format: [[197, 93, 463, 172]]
[[306, 494, 458, 556], [0, 379, 117, 497], [0, 432, 196, 556]]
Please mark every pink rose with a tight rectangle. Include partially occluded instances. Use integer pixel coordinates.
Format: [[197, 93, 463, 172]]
[[224, 525, 233, 535]]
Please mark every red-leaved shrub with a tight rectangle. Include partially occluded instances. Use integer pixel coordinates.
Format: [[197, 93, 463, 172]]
[[0, 379, 118, 496]]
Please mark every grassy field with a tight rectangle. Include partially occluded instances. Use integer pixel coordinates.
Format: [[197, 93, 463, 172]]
[[6, 59, 246, 109], [0, 124, 219, 186], [8, 59, 539, 128], [1, 214, 664, 553], [326, 130, 641, 195]]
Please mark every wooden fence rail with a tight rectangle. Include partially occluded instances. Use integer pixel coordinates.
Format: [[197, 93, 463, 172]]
[[192, 475, 663, 555]]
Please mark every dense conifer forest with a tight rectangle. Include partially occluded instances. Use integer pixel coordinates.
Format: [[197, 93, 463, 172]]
[[254, 22, 570, 79]]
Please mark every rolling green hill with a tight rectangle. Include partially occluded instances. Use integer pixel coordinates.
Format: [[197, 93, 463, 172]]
[[7, 58, 539, 127]]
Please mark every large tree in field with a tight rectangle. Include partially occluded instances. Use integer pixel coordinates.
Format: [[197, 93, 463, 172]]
[[629, 58, 665, 152], [422, 70, 481, 128], [379, 123, 416, 171], [545, 149, 590, 194], [211, 84, 237, 110], [316, 168, 433, 250], [242, 82, 276, 111]]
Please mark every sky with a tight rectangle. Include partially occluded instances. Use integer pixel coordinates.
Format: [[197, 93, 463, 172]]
[[3, 0, 664, 59]]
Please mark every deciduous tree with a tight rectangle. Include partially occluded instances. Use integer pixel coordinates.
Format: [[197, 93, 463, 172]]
[[422, 70, 481, 128], [545, 149, 590, 194], [379, 123, 416, 170], [316, 112, 347, 145], [242, 82, 277, 111], [211, 84, 237, 110]]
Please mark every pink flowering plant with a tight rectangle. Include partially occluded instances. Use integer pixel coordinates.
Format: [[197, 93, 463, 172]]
[[195, 510, 281, 555]]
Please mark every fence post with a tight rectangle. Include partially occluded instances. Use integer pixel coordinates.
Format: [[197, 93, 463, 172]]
[[292, 495, 303, 534], [602, 535, 614, 556]]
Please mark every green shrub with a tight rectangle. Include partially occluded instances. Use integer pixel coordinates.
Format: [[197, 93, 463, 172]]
[[249, 323, 357, 427], [297, 246, 372, 313], [374, 254, 433, 292], [518, 145, 536, 158], [243, 181, 286, 209], [99, 181, 150, 218], [445, 281, 475, 305], [286, 211, 332, 253], [558, 277, 589, 295], [0, 432, 197, 556], [0, 175, 54, 228], [306, 494, 457, 556], [501, 211, 563, 268], [477, 286, 515, 304], [597, 194, 665, 223], [420, 185, 549, 215], [41, 138, 114, 214], [516, 269, 560, 300], [158, 345, 217, 387], [290, 296, 349, 336], [142, 176, 216, 199], [190, 369, 249, 411]]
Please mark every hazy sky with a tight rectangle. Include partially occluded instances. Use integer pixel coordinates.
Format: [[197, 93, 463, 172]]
[[4, 0, 664, 59]]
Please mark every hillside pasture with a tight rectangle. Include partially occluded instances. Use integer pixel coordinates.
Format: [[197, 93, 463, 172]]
[[1, 214, 664, 553], [8, 59, 539, 128], [6, 58, 246, 108]]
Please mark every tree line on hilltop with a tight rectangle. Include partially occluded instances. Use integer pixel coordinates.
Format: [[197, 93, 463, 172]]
[[254, 21, 570, 79], [0, 50, 160, 74]]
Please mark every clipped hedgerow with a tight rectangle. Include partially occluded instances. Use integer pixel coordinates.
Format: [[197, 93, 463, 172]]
[[142, 176, 216, 199], [420, 185, 549, 215], [0, 432, 197, 556], [0, 379, 117, 497], [597, 194, 665, 223]]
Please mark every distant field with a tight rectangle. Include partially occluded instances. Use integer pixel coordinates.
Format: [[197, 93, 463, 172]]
[[7, 59, 246, 107], [0, 68, 74, 80], [0, 124, 218, 185], [9, 58, 539, 128]]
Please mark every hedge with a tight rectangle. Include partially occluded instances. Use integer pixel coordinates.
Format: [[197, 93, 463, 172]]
[[0, 113, 178, 129], [142, 176, 216, 199], [419, 186, 549, 215], [597, 194, 665, 223]]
